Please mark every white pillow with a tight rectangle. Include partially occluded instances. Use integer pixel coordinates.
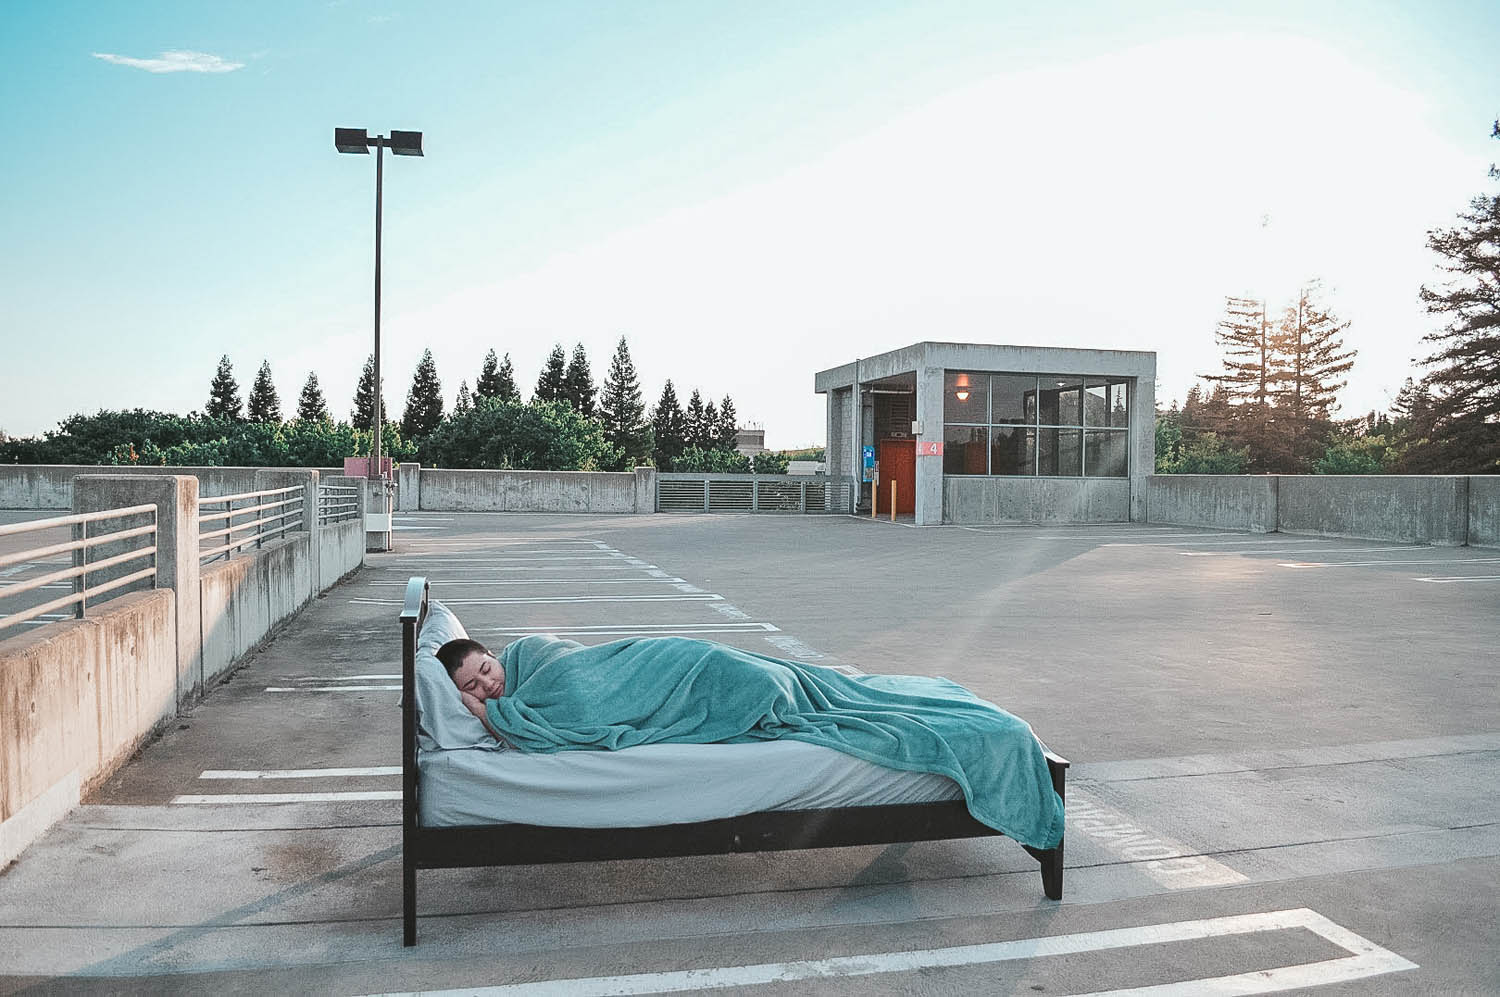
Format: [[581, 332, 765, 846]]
[[413, 599, 505, 752]]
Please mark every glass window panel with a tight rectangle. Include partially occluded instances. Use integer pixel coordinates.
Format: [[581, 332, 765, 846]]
[[1038, 428, 1082, 476], [1085, 429, 1129, 476], [989, 426, 1035, 475], [1107, 380, 1130, 427], [1084, 381, 1107, 426], [943, 424, 989, 475], [1038, 377, 1083, 426], [990, 375, 1036, 425], [944, 371, 988, 424]]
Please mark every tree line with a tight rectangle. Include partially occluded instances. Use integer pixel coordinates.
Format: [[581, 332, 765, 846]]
[[3, 337, 792, 474], [1159, 119, 1500, 476]]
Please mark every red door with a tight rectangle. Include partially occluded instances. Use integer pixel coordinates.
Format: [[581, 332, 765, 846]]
[[877, 439, 916, 515]]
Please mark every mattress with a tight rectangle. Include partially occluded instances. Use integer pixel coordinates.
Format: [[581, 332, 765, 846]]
[[417, 738, 963, 828]]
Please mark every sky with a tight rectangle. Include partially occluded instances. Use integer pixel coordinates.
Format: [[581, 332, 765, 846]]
[[2, 1, 1498, 449]]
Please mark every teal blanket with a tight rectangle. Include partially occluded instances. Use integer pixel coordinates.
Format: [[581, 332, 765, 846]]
[[490, 635, 1064, 849]]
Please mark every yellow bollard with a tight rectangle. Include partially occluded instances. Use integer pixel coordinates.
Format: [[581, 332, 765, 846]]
[[890, 480, 897, 521]]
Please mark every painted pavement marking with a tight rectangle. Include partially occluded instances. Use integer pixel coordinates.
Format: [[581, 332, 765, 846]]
[[471, 622, 783, 637], [1065, 790, 1248, 889], [171, 790, 400, 804], [365, 908, 1415, 997], [365, 577, 688, 586], [376, 563, 643, 571], [265, 684, 400, 692], [1414, 574, 1500, 584], [349, 594, 724, 606], [1279, 556, 1500, 569], [199, 766, 399, 779], [1181, 545, 1422, 557]]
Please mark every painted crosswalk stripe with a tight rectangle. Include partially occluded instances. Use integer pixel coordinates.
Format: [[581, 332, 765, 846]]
[[200, 767, 399, 779], [172, 791, 400, 804], [362, 908, 1415, 997]]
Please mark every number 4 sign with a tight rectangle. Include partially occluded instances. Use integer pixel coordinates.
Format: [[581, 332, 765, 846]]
[[916, 441, 944, 456]]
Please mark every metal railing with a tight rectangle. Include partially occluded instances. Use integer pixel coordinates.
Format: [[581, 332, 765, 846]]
[[657, 474, 854, 514], [318, 483, 361, 525], [198, 485, 304, 563], [0, 505, 158, 632]]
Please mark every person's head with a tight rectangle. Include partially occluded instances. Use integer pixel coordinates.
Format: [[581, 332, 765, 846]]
[[437, 638, 505, 700]]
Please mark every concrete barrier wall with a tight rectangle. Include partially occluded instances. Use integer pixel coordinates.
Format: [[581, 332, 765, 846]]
[[0, 466, 263, 510], [318, 517, 365, 587], [943, 477, 1131, 524], [200, 534, 315, 683], [1470, 476, 1500, 548], [1147, 475, 1278, 533], [1148, 474, 1494, 545], [417, 468, 651, 512], [1276, 475, 1469, 545], [0, 591, 176, 866]]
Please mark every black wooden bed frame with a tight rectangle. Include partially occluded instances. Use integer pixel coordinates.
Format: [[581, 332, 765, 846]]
[[400, 576, 1068, 945]]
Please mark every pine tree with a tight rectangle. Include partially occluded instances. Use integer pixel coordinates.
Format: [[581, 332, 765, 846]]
[[296, 372, 329, 421], [1201, 296, 1281, 470], [475, 349, 502, 400], [206, 355, 242, 421], [703, 399, 719, 449], [561, 343, 596, 417], [351, 354, 387, 428], [454, 379, 473, 414], [1271, 282, 1355, 469], [401, 348, 445, 441], [599, 336, 651, 466], [1408, 119, 1500, 472], [535, 344, 567, 403], [247, 360, 281, 423], [651, 380, 687, 469], [684, 389, 707, 449], [495, 352, 520, 402], [717, 394, 739, 449]]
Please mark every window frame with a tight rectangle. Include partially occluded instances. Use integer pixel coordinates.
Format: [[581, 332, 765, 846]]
[[941, 371, 1130, 478]]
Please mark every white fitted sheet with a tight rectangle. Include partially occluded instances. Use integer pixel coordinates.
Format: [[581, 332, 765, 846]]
[[418, 738, 962, 828]]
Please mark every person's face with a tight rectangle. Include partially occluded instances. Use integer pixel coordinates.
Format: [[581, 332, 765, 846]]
[[452, 650, 504, 700]]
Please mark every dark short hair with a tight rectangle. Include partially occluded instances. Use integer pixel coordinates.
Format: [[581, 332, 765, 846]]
[[436, 638, 491, 679]]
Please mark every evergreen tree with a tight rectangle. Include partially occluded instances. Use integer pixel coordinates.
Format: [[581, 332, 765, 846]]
[[1389, 377, 1432, 436], [535, 344, 567, 403], [495, 352, 520, 402], [684, 389, 707, 449], [716, 394, 739, 449], [296, 372, 329, 422], [454, 379, 473, 414], [1201, 296, 1279, 467], [1271, 282, 1355, 469], [351, 354, 388, 429], [561, 343, 596, 417], [401, 348, 445, 441], [703, 399, 719, 448], [247, 360, 281, 424], [651, 380, 687, 469], [599, 336, 651, 467], [1408, 119, 1500, 472], [206, 355, 242, 421], [475, 349, 503, 399]]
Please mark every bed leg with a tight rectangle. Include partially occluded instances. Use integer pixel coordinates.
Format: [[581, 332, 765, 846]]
[[403, 856, 416, 946]]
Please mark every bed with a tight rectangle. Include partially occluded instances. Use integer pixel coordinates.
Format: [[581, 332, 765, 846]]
[[400, 576, 1067, 946]]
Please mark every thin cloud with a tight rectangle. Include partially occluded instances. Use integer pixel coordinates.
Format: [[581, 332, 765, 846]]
[[91, 50, 244, 74]]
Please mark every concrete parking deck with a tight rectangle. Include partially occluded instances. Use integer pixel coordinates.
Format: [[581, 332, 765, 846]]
[[1, 513, 1496, 994]]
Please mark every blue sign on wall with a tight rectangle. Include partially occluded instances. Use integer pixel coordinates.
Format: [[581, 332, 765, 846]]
[[862, 445, 875, 481]]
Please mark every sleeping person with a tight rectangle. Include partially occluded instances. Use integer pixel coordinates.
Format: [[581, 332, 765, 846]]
[[435, 632, 1065, 850]]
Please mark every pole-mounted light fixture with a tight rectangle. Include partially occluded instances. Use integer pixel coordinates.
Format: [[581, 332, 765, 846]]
[[334, 127, 424, 479]]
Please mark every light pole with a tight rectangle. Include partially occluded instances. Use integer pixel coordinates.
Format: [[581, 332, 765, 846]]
[[335, 127, 423, 478]]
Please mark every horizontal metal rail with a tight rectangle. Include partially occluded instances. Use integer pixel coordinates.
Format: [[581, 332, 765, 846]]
[[197, 485, 302, 508], [197, 487, 304, 564], [318, 485, 362, 524], [199, 508, 301, 543], [0, 505, 158, 634]]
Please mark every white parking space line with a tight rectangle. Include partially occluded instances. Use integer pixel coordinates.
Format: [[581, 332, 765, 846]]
[[368, 908, 1415, 997], [471, 623, 782, 637], [365, 578, 688, 586], [277, 674, 400, 681], [352, 594, 724, 606], [393, 554, 627, 561], [1280, 556, 1500, 568], [1182, 545, 1422, 557], [200, 767, 398, 779], [1414, 574, 1500, 583], [265, 684, 400, 692], [1105, 538, 1330, 548], [377, 564, 643, 571], [172, 791, 400, 804], [1030, 532, 1247, 541]]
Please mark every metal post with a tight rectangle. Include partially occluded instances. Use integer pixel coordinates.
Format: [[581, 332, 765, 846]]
[[372, 139, 384, 481], [74, 519, 87, 619]]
